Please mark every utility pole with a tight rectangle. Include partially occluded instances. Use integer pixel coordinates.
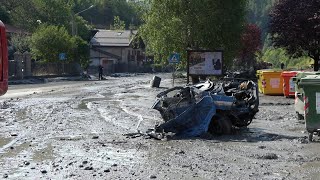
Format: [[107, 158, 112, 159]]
[[71, 5, 94, 62]]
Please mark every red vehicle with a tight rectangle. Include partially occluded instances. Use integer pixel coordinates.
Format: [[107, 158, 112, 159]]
[[0, 20, 8, 96]]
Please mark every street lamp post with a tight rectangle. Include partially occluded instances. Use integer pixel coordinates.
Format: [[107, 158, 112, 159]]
[[71, 5, 94, 63], [71, 5, 94, 36]]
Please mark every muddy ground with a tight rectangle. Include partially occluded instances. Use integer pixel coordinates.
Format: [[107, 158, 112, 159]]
[[0, 73, 319, 180]]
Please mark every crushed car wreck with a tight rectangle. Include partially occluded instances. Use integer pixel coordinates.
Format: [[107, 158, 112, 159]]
[[150, 78, 259, 138]]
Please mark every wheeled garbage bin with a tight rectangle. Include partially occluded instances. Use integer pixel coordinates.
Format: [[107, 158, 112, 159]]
[[293, 72, 320, 120], [257, 70, 283, 95], [281, 71, 299, 98], [299, 75, 320, 142]]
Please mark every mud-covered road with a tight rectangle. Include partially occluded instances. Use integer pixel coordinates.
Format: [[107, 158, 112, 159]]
[[0, 73, 319, 180]]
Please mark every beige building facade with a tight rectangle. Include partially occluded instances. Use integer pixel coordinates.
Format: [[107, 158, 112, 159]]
[[89, 30, 145, 74]]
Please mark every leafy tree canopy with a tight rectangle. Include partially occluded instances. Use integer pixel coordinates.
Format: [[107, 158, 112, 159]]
[[0, 5, 10, 23], [111, 16, 126, 30], [30, 25, 76, 62], [10, 33, 31, 53], [247, 0, 277, 44], [262, 47, 312, 70], [235, 24, 262, 68], [141, 0, 247, 66], [270, 0, 320, 71]]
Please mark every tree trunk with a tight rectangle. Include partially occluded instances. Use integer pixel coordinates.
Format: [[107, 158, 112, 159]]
[[314, 55, 319, 71]]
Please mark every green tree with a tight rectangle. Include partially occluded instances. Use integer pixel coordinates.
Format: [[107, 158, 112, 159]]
[[261, 47, 312, 70], [141, 0, 247, 66], [246, 0, 277, 44], [270, 0, 320, 71], [111, 16, 125, 30], [10, 33, 31, 53], [31, 25, 76, 62], [0, 5, 10, 23], [72, 36, 90, 69], [0, 0, 39, 31]]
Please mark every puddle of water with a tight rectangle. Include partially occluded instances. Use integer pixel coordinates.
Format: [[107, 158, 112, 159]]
[[0, 137, 12, 148], [77, 94, 116, 110], [129, 95, 142, 99], [32, 143, 55, 162], [78, 101, 88, 110], [0, 142, 31, 160]]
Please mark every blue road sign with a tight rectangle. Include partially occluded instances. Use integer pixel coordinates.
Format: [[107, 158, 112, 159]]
[[59, 53, 66, 60], [168, 53, 180, 64]]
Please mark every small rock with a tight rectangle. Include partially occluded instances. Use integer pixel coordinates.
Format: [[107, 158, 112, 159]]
[[10, 133, 18, 137], [111, 164, 117, 167], [3, 174, 8, 178], [104, 169, 110, 173], [259, 153, 278, 160], [24, 161, 30, 166], [10, 147, 14, 150], [79, 165, 84, 168], [258, 146, 266, 149], [176, 150, 185, 155], [92, 136, 99, 139], [84, 167, 93, 170], [82, 161, 88, 165], [41, 170, 47, 174], [150, 175, 157, 179]]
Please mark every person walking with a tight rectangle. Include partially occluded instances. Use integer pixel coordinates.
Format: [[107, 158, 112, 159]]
[[98, 65, 103, 80]]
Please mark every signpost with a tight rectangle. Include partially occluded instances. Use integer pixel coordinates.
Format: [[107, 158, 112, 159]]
[[59, 53, 66, 74], [168, 53, 181, 87], [59, 53, 66, 60]]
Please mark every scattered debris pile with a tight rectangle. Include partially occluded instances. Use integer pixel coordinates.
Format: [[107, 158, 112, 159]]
[[149, 78, 259, 139]]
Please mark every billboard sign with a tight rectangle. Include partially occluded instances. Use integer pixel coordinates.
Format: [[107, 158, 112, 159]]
[[187, 50, 223, 76]]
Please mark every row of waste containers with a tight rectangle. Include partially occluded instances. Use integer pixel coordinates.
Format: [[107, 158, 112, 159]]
[[257, 70, 320, 141]]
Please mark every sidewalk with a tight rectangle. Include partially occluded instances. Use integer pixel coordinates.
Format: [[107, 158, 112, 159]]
[[8, 75, 87, 85]]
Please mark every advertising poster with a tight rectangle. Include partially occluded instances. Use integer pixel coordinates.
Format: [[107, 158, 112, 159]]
[[188, 51, 223, 75]]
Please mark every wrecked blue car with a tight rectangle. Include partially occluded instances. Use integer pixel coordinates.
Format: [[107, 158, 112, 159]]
[[151, 79, 259, 138]]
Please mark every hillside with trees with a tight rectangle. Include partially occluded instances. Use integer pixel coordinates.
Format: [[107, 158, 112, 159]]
[[0, 0, 315, 71], [0, 0, 144, 69], [247, 0, 312, 70], [247, 0, 277, 43]]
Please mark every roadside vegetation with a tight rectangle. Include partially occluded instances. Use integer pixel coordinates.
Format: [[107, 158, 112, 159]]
[[0, 0, 319, 71]]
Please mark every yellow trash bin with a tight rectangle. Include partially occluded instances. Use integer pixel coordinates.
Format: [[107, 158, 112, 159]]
[[257, 69, 284, 95]]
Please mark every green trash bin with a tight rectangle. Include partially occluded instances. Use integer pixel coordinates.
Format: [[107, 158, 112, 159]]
[[299, 75, 320, 142], [293, 72, 320, 120]]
